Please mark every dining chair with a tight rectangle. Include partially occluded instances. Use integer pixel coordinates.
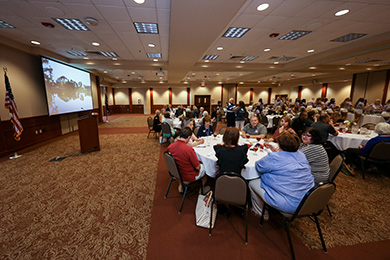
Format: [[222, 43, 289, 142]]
[[219, 126, 227, 135], [147, 116, 156, 138], [161, 122, 173, 144], [212, 119, 217, 132], [326, 154, 344, 217], [209, 172, 249, 244], [260, 182, 336, 260], [193, 127, 200, 137], [163, 151, 203, 214], [358, 141, 390, 179]]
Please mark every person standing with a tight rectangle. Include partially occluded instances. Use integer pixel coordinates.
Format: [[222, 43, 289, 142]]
[[235, 101, 247, 130], [226, 98, 237, 127]]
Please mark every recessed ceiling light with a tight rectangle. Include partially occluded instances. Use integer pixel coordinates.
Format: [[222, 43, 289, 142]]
[[202, 65, 209, 68], [240, 61, 245, 64], [86, 62, 94, 65], [134, 22, 159, 34], [239, 73, 243, 75], [366, 68, 371, 70], [114, 63, 120, 65], [216, 73, 220, 76], [218, 81, 223, 84], [31, 40, 40, 45], [374, 64, 380, 66], [257, 3, 270, 11], [131, 71, 135, 74], [184, 81, 188, 84], [205, 60, 209, 63], [335, 9, 349, 17], [112, 57, 118, 61], [279, 30, 312, 40], [236, 66, 242, 68], [217, 46, 223, 51], [339, 67, 345, 70], [134, 0, 145, 4], [345, 63, 351, 66], [264, 48, 271, 52], [222, 27, 250, 38], [270, 66, 274, 68], [83, 57, 89, 60], [159, 81, 164, 84], [0, 20, 15, 28], [147, 53, 162, 58], [104, 71, 107, 73], [312, 74, 316, 76], [309, 67, 316, 69], [92, 42, 100, 46], [274, 62, 279, 64], [53, 18, 89, 31], [307, 49, 315, 53], [239, 82, 244, 84], [153, 59, 158, 62], [148, 43, 155, 48]]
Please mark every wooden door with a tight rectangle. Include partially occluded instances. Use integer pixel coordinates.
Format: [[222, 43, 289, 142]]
[[194, 95, 211, 113]]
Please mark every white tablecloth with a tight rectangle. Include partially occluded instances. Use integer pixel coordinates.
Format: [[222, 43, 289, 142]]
[[358, 114, 385, 127], [345, 113, 355, 122], [328, 132, 377, 151], [173, 118, 181, 128], [193, 136, 277, 180], [266, 115, 282, 128]]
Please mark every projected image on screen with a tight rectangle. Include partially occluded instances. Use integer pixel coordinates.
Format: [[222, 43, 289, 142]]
[[41, 57, 93, 116]]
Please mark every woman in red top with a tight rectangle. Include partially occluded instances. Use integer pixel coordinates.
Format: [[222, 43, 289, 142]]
[[267, 115, 295, 142]]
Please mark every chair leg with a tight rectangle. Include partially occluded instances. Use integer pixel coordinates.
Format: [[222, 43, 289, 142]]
[[284, 222, 296, 260], [209, 200, 213, 236], [245, 204, 248, 245], [147, 130, 151, 138], [178, 186, 188, 214], [164, 177, 174, 198], [326, 205, 333, 218], [361, 160, 366, 179], [314, 215, 327, 253], [260, 203, 266, 226]]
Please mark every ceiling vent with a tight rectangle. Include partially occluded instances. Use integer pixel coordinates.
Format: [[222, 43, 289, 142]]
[[355, 59, 381, 63], [230, 55, 245, 60], [268, 56, 279, 60]]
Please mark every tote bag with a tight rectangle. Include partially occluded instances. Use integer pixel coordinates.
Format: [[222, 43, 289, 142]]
[[195, 191, 217, 228]]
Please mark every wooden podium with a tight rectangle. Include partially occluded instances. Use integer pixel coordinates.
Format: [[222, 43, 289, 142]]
[[78, 114, 100, 153]]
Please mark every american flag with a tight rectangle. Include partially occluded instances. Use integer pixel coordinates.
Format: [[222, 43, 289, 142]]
[[105, 87, 110, 115], [4, 73, 23, 141]]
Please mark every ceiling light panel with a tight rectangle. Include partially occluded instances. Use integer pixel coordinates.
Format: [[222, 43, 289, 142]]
[[147, 53, 162, 58], [222, 27, 250, 38], [134, 22, 159, 34], [355, 59, 381, 63], [241, 56, 258, 61], [330, 33, 367, 42], [203, 55, 219, 60], [100, 51, 118, 57], [277, 57, 296, 62], [0, 20, 15, 29], [53, 18, 89, 31], [279, 30, 312, 40], [66, 50, 87, 57]]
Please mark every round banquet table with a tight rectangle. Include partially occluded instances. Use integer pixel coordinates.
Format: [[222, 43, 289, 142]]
[[358, 114, 385, 127], [266, 115, 282, 128], [193, 135, 278, 180], [328, 131, 377, 151]]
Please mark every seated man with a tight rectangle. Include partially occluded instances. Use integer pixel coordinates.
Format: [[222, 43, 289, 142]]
[[312, 114, 338, 143], [241, 115, 267, 139], [167, 127, 207, 193], [292, 111, 312, 137]]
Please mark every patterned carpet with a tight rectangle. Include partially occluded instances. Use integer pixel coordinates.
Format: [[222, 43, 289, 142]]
[[99, 114, 150, 128], [0, 126, 160, 259]]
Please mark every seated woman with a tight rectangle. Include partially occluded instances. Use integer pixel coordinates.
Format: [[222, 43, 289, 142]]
[[153, 110, 161, 133], [197, 115, 214, 138], [182, 119, 205, 147], [161, 112, 175, 136], [214, 127, 248, 175], [299, 127, 330, 184], [345, 122, 390, 168], [249, 131, 314, 217], [267, 115, 295, 142]]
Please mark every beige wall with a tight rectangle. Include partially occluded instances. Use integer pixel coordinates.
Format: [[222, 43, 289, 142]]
[[253, 87, 269, 104], [365, 71, 387, 104], [237, 87, 251, 104], [172, 88, 187, 104], [327, 82, 351, 105], [0, 44, 48, 120], [153, 88, 169, 105], [132, 88, 146, 106], [115, 88, 129, 105]]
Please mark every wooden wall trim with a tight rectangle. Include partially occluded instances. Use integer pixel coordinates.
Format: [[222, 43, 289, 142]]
[[321, 83, 328, 99], [96, 76, 103, 123], [187, 88, 190, 106], [112, 88, 116, 105], [221, 85, 223, 106], [350, 74, 357, 100], [150, 88, 153, 114], [298, 86, 302, 100], [235, 85, 237, 103], [169, 88, 172, 104], [268, 88, 272, 104], [382, 69, 390, 104], [128, 88, 133, 113], [250, 88, 253, 104]]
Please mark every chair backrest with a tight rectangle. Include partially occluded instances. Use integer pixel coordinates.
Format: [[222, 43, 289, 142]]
[[161, 122, 172, 135], [368, 142, 390, 161], [147, 116, 154, 128], [214, 173, 248, 206], [219, 126, 227, 135], [293, 182, 336, 219], [261, 115, 268, 125], [273, 117, 281, 128], [212, 120, 217, 131], [193, 127, 199, 137], [329, 154, 344, 182], [164, 151, 182, 181]]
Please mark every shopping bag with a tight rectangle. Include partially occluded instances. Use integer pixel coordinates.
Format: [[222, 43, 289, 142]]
[[195, 191, 217, 228]]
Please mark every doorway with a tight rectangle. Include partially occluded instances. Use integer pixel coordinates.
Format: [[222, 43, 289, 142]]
[[194, 95, 211, 113]]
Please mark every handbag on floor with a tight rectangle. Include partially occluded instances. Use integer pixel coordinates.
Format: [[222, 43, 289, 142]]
[[195, 191, 217, 229]]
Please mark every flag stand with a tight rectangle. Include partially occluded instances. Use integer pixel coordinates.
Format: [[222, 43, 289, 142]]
[[9, 152, 22, 160]]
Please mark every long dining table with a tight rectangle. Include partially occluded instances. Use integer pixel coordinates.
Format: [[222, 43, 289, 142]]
[[328, 131, 377, 151], [193, 135, 278, 180]]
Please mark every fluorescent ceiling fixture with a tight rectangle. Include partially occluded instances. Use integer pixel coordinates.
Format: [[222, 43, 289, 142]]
[[0, 20, 15, 28], [203, 55, 219, 60], [277, 57, 296, 62], [147, 53, 162, 58], [355, 59, 381, 63], [335, 9, 349, 16], [134, 0, 145, 4], [53, 18, 89, 31], [148, 43, 155, 47], [257, 3, 269, 11], [222, 27, 250, 38], [217, 46, 223, 50], [31, 40, 40, 45], [264, 48, 271, 52], [153, 59, 158, 62], [331, 33, 367, 42], [66, 50, 87, 56], [307, 49, 315, 53], [241, 56, 258, 61], [92, 42, 100, 46], [134, 22, 158, 34], [100, 51, 118, 57], [279, 30, 312, 40]]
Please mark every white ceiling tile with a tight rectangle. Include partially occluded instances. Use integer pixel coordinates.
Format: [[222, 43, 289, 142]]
[[95, 5, 131, 22], [252, 15, 288, 30], [63, 3, 105, 20], [158, 23, 169, 35], [317, 2, 370, 20], [127, 7, 157, 23], [157, 9, 170, 25], [294, 1, 343, 19], [233, 14, 265, 28], [91, 0, 124, 6], [124, 0, 156, 8], [242, 0, 284, 15], [109, 21, 137, 33], [155, 0, 170, 9], [268, 0, 317, 17]]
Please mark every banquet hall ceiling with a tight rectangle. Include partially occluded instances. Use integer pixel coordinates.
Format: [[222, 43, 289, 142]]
[[0, 0, 390, 87]]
